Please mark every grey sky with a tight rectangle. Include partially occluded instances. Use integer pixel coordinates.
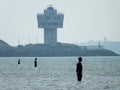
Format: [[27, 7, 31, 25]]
[[0, 0, 120, 46]]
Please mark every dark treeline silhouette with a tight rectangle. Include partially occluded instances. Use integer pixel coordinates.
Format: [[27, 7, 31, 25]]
[[0, 39, 119, 57]]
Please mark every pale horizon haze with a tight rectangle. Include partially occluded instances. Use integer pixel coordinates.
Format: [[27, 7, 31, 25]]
[[0, 0, 120, 46]]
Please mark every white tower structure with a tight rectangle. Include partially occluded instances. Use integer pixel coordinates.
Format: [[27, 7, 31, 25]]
[[37, 6, 64, 46]]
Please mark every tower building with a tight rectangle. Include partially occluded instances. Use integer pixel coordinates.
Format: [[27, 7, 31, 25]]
[[37, 6, 64, 46]]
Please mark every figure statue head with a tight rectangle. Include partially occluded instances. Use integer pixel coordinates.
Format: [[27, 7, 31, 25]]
[[78, 57, 82, 62], [35, 58, 37, 60]]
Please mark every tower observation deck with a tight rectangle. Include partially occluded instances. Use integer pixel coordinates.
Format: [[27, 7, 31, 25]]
[[37, 6, 64, 46]]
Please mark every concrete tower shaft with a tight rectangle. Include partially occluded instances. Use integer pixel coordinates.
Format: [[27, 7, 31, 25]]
[[37, 6, 64, 46]]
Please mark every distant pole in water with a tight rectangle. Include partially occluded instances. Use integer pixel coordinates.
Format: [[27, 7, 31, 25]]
[[18, 59, 20, 64], [34, 58, 37, 67]]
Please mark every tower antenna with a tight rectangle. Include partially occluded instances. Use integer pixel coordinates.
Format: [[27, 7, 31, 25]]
[[18, 36, 20, 45], [29, 36, 31, 44], [36, 35, 38, 44]]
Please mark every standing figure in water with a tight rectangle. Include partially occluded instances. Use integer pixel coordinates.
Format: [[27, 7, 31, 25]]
[[34, 58, 37, 67], [18, 59, 20, 64], [76, 57, 82, 81]]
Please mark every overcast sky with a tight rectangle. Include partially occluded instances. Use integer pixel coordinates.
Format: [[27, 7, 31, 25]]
[[0, 0, 120, 46]]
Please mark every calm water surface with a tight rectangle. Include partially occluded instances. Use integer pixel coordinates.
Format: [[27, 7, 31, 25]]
[[0, 56, 120, 90]]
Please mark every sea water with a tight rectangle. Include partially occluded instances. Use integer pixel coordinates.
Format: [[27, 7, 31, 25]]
[[0, 56, 120, 90]]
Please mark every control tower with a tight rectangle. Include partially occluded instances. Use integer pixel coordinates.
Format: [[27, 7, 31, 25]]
[[37, 6, 64, 46]]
